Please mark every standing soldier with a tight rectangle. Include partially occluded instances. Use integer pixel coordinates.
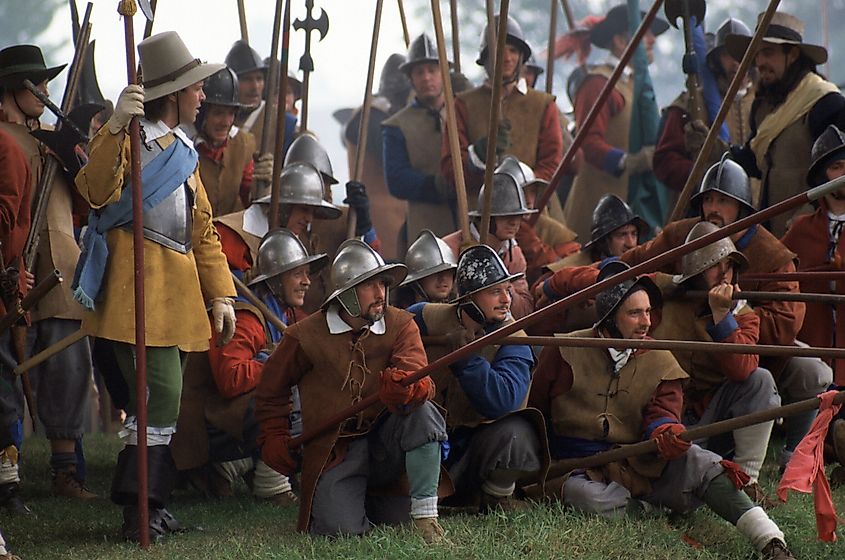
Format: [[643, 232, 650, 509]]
[[194, 67, 272, 215], [410, 245, 545, 513], [442, 15, 563, 208], [529, 261, 797, 560], [727, 12, 845, 236], [561, 4, 669, 241], [654, 18, 756, 194], [781, 125, 845, 386], [74, 32, 237, 541], [172, 229, 327, 505], [394, 229, 457, 309], [383, 33, 457, 245], [256, 240, 447, 543], [0, 44, 96, 504]]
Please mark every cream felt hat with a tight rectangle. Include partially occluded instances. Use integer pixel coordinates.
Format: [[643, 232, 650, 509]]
[[139, 32, 224, 101]]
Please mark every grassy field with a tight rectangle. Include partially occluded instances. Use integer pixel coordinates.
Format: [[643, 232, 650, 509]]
[[3, 433, 844, 559]]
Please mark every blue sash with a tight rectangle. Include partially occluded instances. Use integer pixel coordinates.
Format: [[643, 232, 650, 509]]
[[72, 139, 198, 310]]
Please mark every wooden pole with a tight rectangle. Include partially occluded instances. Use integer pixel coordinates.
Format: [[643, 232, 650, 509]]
[[116, 0, 149, 548], [397, 0, 410, 48], [431, 0, 471, 243], [288, 172, 845, 449], [449, 0, 461, 73], [231, 274, 287, 333], [238, 0, 250, 43], [485, 0, 497, 70], [346, 0, 385, 239], [668, 0, 782, 221], [545, 0, 557, 94], [0, 271, 62, 338], [479, 0, 510, 246], [683, 290, 845, 306], [269, 0, 292, 230], [559, 0, 576, 30], [742, 271, 845, 283], [254, 0, 285, 201], [142, 0, 157, 41], [13, 329, 85, 376], [531, 0, 665, 224]]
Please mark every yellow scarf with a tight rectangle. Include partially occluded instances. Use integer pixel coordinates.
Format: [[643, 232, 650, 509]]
[[750, 73, 839, 169]]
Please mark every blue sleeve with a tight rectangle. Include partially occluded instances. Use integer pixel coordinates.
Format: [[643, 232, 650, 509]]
[[601, 148, 625, 177], [407, 302, 428, 335], [706, 312, 739, 342], [644, 417, 680, 439], [382, 125, 436, 201], [282, 113, 297, 156], [449, 344, 534, 419]]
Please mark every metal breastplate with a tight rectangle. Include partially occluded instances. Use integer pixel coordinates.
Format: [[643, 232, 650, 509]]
[[120, 132, 194, 253]]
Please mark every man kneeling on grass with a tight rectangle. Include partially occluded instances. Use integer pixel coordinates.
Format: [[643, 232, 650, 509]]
[[529, 261, 797, 560], [255, 240, 448, 543]]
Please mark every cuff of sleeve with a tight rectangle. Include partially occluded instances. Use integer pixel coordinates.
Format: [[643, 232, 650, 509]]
[[543, 278, 558, 300], [601, 148, 626, 177], [706, 313, 739, 341], [362, 227, 378, 245], [644, 417, 679, 439], [468, 144, 486, 171]]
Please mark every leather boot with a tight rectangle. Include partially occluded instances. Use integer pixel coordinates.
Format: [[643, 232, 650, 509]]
[[0, 483, 31, 516], [53, 465, 98, 499]]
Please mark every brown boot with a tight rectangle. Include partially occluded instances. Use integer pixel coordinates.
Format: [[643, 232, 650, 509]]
[[760, 538, 796, 560], [258, 489, 298, 506], [413, 517, 446, 544], [743, 482, 779, 510], [52, 466, 98, 499], [479, 492, 531, 514]]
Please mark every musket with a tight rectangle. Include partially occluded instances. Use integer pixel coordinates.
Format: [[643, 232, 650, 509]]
[[231, 274, 287, 333], [22, 3, 92, 272], [0, 270, 62, 338], [538, 391, 845, 484], [479, 0, 511, 247], [253, 0, 285, 201], [545, 0, 558, 95], [682, 289, 845, 306], [293, 0, 330, 133], [668, 0, 782, 221], [531, 0, 665, 224], [741, 271, 845, 283], [397, 0, 410, 48], [116, 0, 154, 548], [430, 0, 471, 243], [449, 0, 460, 73], [346, 0, 385, 240], [664, 0, 707, 123], [237, 0, 250, 43], [269, 0, 292, 230], [13, 329, 86, 376], [22, 80, 89, 144], [288, 168, 845, 449]]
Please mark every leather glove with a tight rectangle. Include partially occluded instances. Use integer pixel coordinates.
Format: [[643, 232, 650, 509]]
[[472, 120, 512, 164], [683, 120, 729, 160], [344, 181, 372, 237], [261, 434, 298, 477], [378, 367, 434, 414], [253, 153, 274, 183], [625, 146, 655, 175], [211, 297, 236, 346], [651, 423, 690, 461], [108, 85, 145, 135]]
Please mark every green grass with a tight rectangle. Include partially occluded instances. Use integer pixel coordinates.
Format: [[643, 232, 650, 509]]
[[3, 433, 844, 559]]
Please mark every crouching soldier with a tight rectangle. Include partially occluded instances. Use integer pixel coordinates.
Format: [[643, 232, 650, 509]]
[[256, 240, 448, 543], [172, 229, 327, 503], [530, 261, 797, 560], [394, 229, 457, 309], [410, 245, 547, 512]]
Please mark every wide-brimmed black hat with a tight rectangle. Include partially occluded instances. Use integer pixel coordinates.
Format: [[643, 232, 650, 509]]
[[591, 4, 669, 50], [725, 12, 827, 66], [0, 45, 66, 89]]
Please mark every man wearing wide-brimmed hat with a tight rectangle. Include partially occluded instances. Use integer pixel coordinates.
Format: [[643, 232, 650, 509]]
[[74, 31, 237, 542], [727, 11, 845, 237], [0, 44, 98, 506], [561, 3, 669, 243]]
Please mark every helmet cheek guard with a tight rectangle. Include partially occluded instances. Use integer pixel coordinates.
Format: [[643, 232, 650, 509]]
[[337, 289, 362, 318]]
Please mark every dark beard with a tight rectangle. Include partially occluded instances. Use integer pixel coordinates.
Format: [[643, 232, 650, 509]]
[[756, 60, 815, 107]]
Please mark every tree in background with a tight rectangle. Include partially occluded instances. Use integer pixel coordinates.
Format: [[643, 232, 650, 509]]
[[0, 0, 67, 62]]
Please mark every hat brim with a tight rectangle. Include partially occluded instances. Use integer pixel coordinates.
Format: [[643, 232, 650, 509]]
[[399, 58, 451, 74], [448, 271, 525, 304], [725, 34, 828, 65], [0, 63, 66, 89], [247, 252, 329, 286], [582, 216, 648, 251], [144, 62, 226, 102], [591, 15, 669, 50], [807, 145, 845, 187], [673, 250, 749, 284], [468, 208, 538, 218], [321, 263, 408, 310], [253, 194, 342, 220], [401, 261, 457, 286]]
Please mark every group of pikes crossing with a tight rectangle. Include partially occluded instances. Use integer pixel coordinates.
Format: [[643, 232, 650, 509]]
[[0, 0, 844, 558]]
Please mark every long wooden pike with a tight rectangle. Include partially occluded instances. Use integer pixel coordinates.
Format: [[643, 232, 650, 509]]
[[540, 391, 845, 482], [449, 0, 460, 73], [545, 0, 558, 94], [289, 172, 845, 449], [668, 0, 782, 221], [531, 0, 665, 224], [231, 274, 287, 333], [431, 0, 471, 243], [683, 289, 845, 306], [254, 0, 285, 201], [237, 0, 250, 43], [479, 0, 510, 246], [269, 0, 292, 230], [397, 0, 410, 48], [742, 271, 845, 283], [485, 0, 497, 70], [560, 0, 576, 30], [346, 0, 385, 239]]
